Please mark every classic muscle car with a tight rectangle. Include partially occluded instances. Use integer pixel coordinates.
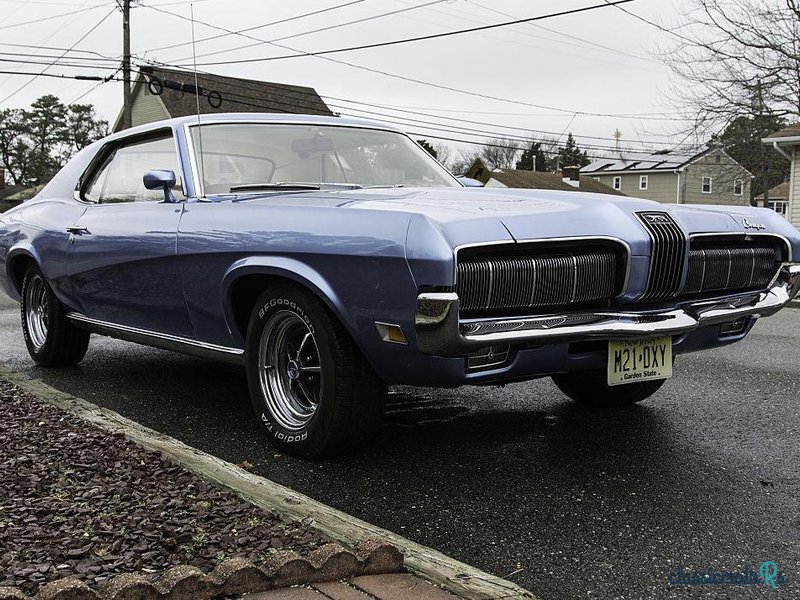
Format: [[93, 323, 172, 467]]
[[1, 113, 799, 457]]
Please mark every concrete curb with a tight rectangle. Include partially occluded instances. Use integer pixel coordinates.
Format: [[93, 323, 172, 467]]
[[0, 366, 537, 600]]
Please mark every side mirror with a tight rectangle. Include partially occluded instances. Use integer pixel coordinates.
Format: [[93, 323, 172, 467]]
[[143, 170, 178, 203], [457, 176, 484, 188]]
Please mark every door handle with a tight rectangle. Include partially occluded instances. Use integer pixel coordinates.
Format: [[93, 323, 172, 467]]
[[66, 226, 90, 236]]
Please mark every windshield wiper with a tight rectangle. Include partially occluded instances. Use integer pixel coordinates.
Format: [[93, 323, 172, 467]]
[[228, 181, 363, 193]]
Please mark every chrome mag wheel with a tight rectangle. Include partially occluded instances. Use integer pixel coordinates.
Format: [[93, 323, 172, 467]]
[[24, 274, 49, 351], [258, 310, 323, 431]]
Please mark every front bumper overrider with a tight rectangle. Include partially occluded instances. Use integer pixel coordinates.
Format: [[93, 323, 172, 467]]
[[415, 263, 800, 356]]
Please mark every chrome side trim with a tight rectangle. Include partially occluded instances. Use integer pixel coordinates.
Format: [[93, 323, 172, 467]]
[[415, 263, 800, 356], [66, 313, 244, 364]]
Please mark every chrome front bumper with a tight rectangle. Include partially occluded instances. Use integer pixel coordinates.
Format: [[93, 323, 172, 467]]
[[415, 263, 800, 356]]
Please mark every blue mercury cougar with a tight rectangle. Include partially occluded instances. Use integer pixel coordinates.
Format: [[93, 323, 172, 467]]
[[1, 113, 798, 457]]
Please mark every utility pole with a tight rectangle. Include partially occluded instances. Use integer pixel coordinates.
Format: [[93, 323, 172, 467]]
[[757, 80, 769, 209], [121, 0, 132, 130]]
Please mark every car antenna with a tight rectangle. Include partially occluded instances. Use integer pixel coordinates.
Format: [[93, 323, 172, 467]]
[[190, 3, 206, 199]]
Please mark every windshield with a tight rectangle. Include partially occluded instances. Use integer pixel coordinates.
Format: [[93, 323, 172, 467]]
[[188, 123, 460, 194]]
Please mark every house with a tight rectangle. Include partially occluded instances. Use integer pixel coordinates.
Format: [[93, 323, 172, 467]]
[[754, 181, 790, 220], [113, 66, 333, 132], [580, 149, 752, 205], [762, 124, 800, 229], [465, 159, 625, 195]]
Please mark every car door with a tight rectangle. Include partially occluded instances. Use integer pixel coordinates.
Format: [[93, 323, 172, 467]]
[[66, 130, 194, 338]]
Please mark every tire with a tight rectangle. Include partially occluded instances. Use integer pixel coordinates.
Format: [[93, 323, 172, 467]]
[[20, 265, 90, 367], [244, 284, 386, 458], [552, 369, 666, 407]]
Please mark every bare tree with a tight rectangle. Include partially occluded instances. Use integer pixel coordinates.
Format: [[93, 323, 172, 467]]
[[664, 0, 800, 131], [433, 143, 453, 169], [479, 137, 521, 169], [661, 0, 797, 201]]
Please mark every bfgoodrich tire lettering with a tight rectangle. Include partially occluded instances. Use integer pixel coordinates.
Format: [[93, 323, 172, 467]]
[[552, 369, 666, 406], [245, 284, 386, 458], [20, 265, 90, 367]]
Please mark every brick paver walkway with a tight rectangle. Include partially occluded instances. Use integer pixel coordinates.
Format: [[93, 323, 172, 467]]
[[244, 574, 459, 599]]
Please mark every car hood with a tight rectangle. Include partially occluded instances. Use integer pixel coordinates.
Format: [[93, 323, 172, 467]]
[[234, 187, 789, 255]]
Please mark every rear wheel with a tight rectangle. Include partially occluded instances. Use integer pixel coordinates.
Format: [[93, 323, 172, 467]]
[[20, 266, 90, 367], [552, 369, 666, 407], [244, 284, 386, 458]]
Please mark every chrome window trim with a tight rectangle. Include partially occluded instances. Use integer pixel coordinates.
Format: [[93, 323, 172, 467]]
[[453, 236, 633, 299], [73, 127, 187, 205], [181, 119, 463, 198]]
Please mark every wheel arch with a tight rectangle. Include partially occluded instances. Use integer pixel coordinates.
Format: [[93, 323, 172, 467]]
[[222, 257, 354, 348], [5, 246, 42, 300]]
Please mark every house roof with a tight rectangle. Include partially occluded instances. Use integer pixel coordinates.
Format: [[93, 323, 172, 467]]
[[763, 123, 800, 142], [581, 150, 699, 174], [755, 181, 790, 201], [466, 160, 624, 195], [115, 66, 332, 130]]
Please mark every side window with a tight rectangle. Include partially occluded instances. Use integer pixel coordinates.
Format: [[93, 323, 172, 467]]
[[83, 135, 184, 203]]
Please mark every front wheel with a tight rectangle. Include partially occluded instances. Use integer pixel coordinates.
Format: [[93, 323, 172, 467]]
[[20, 266, 90, 367], [552, 369, 666, 407], [244, 285, 386, 458]]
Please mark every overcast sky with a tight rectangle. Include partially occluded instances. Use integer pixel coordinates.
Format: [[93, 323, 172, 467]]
[[0, 0, 694, 161]]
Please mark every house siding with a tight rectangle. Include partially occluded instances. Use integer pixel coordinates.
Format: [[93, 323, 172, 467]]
[[681, 150, 750, 205], [130, 83, 170, 129], [593, 172, 678, 203], [790, 147, 800, 228]]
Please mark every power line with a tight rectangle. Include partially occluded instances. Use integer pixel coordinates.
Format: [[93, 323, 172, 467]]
[[0, 42, 120, 60], [142, 5, 681, 121], [0, 6, 117, 105], [69, 67, 121, 103], [129, 63, 696, 156], [324, 95, 696, 148], [0, 4, 106, 31], [166, 0, 642, 66], [0, 69, 120, 81], [144, 0, 372, 54], [169, 0, 451, 64], [467, 0, 659, 65]]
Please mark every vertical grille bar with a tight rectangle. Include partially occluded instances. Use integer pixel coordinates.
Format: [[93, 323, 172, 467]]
[[637, 211, 687, 302]]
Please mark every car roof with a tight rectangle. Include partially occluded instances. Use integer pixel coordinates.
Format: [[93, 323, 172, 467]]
[[105, 112, 407, 143]]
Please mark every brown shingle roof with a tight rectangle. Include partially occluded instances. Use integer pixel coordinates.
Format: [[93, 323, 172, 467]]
[[138, 66, 332, 119], [486, 168, 625, 196], [764, 123, 800, 140], [755, 181, 790, 201]]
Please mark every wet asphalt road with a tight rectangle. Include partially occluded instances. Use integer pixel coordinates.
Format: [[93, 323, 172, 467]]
[[1, 293, 798, 599]]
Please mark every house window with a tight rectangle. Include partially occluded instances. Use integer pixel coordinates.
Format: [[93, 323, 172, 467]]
[[639, 175, 648, 190], [768, 200, 789, 219], [702, 176, 713, 194], [613, 176, 621, 190], [733, 179, 743, 196]]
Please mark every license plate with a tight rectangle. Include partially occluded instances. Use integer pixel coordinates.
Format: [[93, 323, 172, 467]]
[[607, 336, 672, 386]]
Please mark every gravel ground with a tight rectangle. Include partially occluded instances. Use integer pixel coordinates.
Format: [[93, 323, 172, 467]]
[[0, 378, 329, 596]]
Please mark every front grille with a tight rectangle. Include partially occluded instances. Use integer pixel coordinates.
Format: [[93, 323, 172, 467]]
[[682, 242, 780, 297], [637, 211, 687, 302], [455, 243, 623, 315]]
